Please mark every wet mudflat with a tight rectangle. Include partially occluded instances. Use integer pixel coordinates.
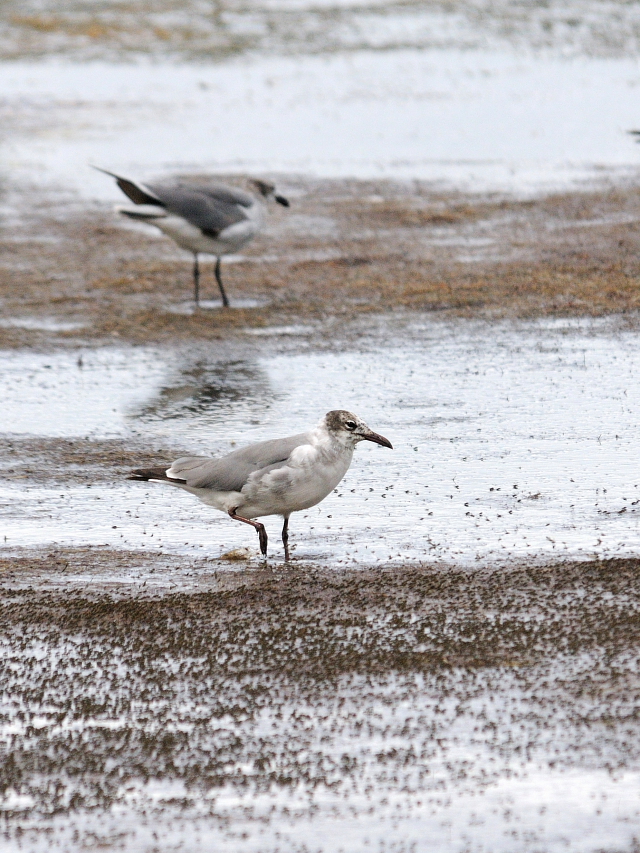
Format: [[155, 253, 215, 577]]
[[3, 1, 640, 849], [2, 175, 640, 850], [4, 0, 640, 62], [3, 177, 640, 350], [2, 180, 640, 850], [2, 312, 640, 852], [1, 556, 640, 852], [3, 314, 640, 567]]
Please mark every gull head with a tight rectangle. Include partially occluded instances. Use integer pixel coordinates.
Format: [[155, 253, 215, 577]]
[[323, 410, 393, 449], [250, 178, 290, 207]]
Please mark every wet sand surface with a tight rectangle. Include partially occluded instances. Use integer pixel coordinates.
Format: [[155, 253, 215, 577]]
[[2, 554, 640, 851], [2, 177, 640, 349], [4, 0, 640, 62], [3, 1, 640, 848], [2, 179, 640, 850]]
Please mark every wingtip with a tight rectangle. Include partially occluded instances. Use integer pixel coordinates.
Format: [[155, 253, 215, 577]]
[[90, 164, 116, 177]]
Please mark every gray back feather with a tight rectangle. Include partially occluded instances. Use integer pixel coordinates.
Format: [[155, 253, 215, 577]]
[[147, 183, 253, 234], [170, 433, 308, 492], [197, 184, 256, 208]]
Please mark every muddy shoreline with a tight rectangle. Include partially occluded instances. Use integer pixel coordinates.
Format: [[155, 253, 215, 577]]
[[2, 177, 640, 351], [3, 177, 640, 849], [4, 0, 640, 842], [1, 556, 639, 841]]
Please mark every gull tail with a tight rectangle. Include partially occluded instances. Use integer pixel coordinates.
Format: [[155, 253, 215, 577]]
[[128, 467, 186, 484], [116, 204, 167, 221]]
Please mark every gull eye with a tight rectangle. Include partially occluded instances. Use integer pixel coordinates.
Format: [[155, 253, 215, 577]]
[[345, 420, 357, 430]]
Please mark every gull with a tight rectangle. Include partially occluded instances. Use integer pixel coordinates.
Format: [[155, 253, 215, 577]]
[[94, 167, 289, 307], [128, 410, 392, 561]]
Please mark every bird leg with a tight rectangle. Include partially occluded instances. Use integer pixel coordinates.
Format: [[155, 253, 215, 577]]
[[282, 516, 290, 562], [193, 254, 200, 306], [229, 509, 268, 557], [215, 257, 230, 308]]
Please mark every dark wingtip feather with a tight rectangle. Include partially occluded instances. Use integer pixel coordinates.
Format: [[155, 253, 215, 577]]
[[91, 166, 164, 206], [128, 467, 172, 482]]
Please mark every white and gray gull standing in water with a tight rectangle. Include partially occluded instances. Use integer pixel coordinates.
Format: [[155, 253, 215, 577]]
[[95, 167, 289, 307], [129, 410, 393, 561]]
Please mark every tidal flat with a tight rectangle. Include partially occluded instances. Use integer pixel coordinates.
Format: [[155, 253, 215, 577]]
[[1, 556, 640, 851], [3, 0, 640, 848], [2, 184, 640, 849]]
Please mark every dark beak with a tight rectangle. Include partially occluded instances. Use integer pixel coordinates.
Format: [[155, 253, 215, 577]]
[[361, 430, 393, 449], [275, 194, 290, 207]]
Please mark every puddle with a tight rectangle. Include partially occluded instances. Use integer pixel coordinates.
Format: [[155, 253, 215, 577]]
[[3, 317, 640, 566], [0, 347, 169, 437], [0, 317, 87, 332], [244, 324, 314, 336], [167, 297, 269, 314]]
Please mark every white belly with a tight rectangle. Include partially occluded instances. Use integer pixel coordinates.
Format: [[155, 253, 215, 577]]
[[182, 486, 245, 514], [156, 215, 260, 255], [171, 461, 348, 520]]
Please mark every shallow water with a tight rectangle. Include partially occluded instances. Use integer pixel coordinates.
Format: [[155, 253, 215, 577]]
[[5, 736, 640, 853], [2, 46, 640, 197], [3, 316, 640, 566], [0, 346, 168, 437]]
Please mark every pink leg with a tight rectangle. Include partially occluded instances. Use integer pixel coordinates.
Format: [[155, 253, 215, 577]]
[[229, 509, 268, 557]]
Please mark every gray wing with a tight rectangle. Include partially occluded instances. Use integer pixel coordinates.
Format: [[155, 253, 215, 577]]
[[147, 183, 251, 235], [196, 184, 256, 208], [169, 433, 309, 492]]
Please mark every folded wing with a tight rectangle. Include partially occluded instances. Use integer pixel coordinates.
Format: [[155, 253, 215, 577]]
[[168, 433, 309, 492], [146, 184, 251, 236]]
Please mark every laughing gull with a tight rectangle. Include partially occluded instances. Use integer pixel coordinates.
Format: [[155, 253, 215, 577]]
[[129, 410, 392, 561], [95, 167, 289, 307]]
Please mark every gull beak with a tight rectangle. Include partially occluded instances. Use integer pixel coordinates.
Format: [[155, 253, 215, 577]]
[[275, 194, 290, 207], [361, 429, 393, 449]]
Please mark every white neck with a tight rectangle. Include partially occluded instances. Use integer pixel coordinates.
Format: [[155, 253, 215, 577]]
[[311, 421, 358, 455]]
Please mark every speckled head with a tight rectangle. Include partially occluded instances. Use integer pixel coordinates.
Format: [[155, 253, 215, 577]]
[[250, 178, 290, 207], [324, 410, 393, 449]]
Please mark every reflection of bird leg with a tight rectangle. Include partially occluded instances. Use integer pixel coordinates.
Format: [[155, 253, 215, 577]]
[[229, 509, 268, 557], [282, 516, 290, 561], [193, 254, 200, 306], [215, 257, 230, 308]]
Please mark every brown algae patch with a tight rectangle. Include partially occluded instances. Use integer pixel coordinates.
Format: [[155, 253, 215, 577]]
[[2, 179, 640, 349], [4, 0, 640, 61]]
